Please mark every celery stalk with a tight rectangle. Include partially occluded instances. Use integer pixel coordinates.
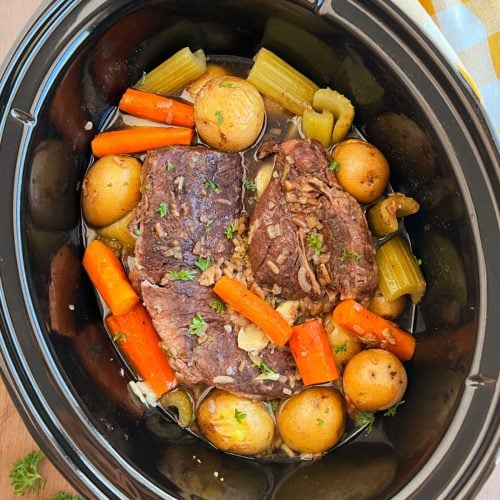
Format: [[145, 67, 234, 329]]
[[376, 236, 426, 304], [247, 48, 318, 115], [313, 88, 354, 144], [302, 108, 334, 148], [136, 47, 206, 95]]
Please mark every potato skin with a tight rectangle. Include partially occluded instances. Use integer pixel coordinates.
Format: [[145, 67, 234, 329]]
[[194, 76, 265, 151], [343, 349, 407, 412], [368, 290, 406, 320], [277, 387, 345, 454], [323, 313, 362, 370], [197, 390, 274, 455], [82, 155, 142, 227], [332, 139, 390, 204]]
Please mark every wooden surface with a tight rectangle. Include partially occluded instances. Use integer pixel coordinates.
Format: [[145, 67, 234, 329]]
[[0, 2, 497, 500], [0, 5, 78, 500]]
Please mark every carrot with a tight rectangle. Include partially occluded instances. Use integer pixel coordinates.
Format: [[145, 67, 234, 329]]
[[106, 303, 177, 397], [213, 275, 293, 346], [82, 239, 139, 316], [332, 299, 416, 361], [119, 88, 194, 128], [91, 126, 194, 157], [289, 319, 339, 386]]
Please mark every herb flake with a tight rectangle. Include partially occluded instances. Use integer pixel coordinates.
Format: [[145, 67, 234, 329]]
[[328, 160, 341, 172], [166, 161, 174, 172], [219, 81, 239, 88], [215, 110, 223, 127], [340, 248, 362, 261], [204, 218, 213, 233], [224, 224, 237, 240], [157, 201, 169, 218], [204, 180, 221, 192], [354, 411, 375, 433], [333, 341, 348, 354], [234, 408, 247, 424], [134, 228, 141, 237], [52, 493, 85, 500], [244, 180, 256, 193], [306, 233, 322, 254], [384, 400, 405, 417], [211, 298, 226, 314], [113, 332, 126, 343], [188, 314, 208, 336], [194, 257, 211, 271], [316, 418, 325, 426], [169, 269, 197, 281]]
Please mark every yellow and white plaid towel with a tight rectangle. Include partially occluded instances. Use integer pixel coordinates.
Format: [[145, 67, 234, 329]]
[[392, 0, 500, 140]]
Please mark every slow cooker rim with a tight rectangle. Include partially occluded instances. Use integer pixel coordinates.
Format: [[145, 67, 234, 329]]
[[0, 0, 498, 498]]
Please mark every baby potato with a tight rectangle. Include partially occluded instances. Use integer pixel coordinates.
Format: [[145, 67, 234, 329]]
[[194, 76, 265, 151], [331, 139, 390, 204], [368, 290, 407, 320], [277, 387, 345, 454], [197, 389, 274, 455], [323, 313, 362, 369], [186, 63, 229, 99], [82, 155, 142, 227], [343, 349, 407, 412]]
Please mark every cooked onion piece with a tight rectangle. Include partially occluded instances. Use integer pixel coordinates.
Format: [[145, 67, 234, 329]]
[[277, 387, 345, 454], [194, 76, 265, 151], [343, 349, 407, 412], [197, 390, 275, 455]]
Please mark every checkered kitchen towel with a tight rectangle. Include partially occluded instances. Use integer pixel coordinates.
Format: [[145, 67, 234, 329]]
[[392, 0, 500, 140]]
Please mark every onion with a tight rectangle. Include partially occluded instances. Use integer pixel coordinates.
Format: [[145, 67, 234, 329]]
[[297, 266, 312, 293]]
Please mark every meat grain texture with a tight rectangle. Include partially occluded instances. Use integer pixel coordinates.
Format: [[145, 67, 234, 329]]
[[248, 139, 378, 313], [131, 146, 301, 399]]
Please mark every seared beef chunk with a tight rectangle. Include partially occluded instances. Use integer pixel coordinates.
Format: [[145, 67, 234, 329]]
[[132, 146, 301, 399], [248, 139, 377, 310]]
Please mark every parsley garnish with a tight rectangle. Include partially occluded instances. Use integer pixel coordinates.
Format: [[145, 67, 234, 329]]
[[106, 182, 113, 187], [194, 257, 211, 271], [340, 248, 362, 261], [113, 332, 126, 343], [333, 341, 348, 354], [204, 180, 221, 192], [134, 228, 141, 237], [211, 298, 226, 314], [215, 110, 223, 127], [354, 411, 375, 433], [384, 400, 405, 417], [286, 117, 295, 124], [244, 180, 256, 193], [166, 161, 174, 172], [234, 408, 247, 424], [52, 493, 84, 500], [255, 359, 277, 376], [9, 450, 46, 495], [316, 418, 325, 426], [157, 201, 169, 217], [204, 218, 213, 233], [224, 224, 237, 239], [188, 314, 208, 336], [219, 81, 239, 88], [143, 184, 151, 191], [269, 400, 279, 412], [306, 233, 322, 254], [169, 269, 197, 281], [328, 160, 341, 172]]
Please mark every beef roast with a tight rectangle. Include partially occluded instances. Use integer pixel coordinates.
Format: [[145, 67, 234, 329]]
[[132, 146, 301, 399], [248, 139, 377, 310]]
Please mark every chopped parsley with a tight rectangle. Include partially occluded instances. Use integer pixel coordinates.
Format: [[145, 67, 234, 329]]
[[204, 179, 221, 192], [224, 224, 237, 240], [9, 450, 46, 496], [157, 201, 169, 217], [215, 110, 223, 127], [166, 161, 174, 172], [113, 332, 126, 343], [194, 257, 211, 271], [333, 341, 348, 354], [324, 406, 330, 414], [251, 355, 280, 380], [134, 228, 141, 237], [354, 411, 375, 433], [106, 182, 113, 187], [328, 160, 341, 172], [52, 493, 84, 500], [306, 233, 322, 254], [269, 400, 280, 412], [244, 179, 256, 193], [340, 248, 362, 261], [204, 218, 213, 233], [316, 418, 325, 426], [188, 314, 208, 336], [143, 183, 151, 191], [169, 269, 197, 281], [211, 298, 226, 314], [234, 408, 247, 424], [286, 117, 295, 124], [384, 400, 405, 417], [255, 359, 277, 376], [219, 81, 239, 88]]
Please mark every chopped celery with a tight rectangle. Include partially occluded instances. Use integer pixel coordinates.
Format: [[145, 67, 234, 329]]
[[160, 389, 194, 428], [376, 236, 426, 304], [367, 193, 420, 237], [313, 88, 354, 144], [136, 47, 206, 95], [302, 108, 334, 148], [247, 48, 318, 115]]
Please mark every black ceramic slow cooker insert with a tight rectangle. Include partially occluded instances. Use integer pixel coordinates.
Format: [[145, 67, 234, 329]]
[[0, 0, 498, 498]]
